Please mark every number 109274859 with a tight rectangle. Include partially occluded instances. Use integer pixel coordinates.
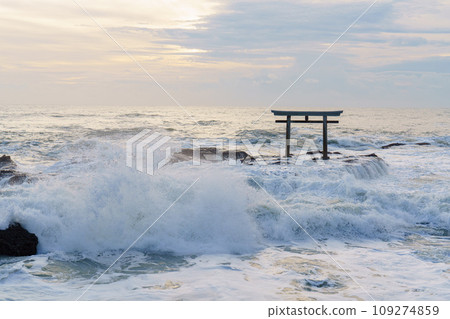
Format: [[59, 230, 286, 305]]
[[373, 305, 439, 316]]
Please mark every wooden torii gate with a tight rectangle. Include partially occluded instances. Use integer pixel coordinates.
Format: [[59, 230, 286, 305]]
[[271, 110, 343, 160]]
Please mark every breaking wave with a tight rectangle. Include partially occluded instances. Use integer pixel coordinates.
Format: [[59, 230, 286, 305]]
[[1, 141, 448, 255]]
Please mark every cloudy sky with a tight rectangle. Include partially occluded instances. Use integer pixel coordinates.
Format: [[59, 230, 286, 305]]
[[1, 0, 449, 108]]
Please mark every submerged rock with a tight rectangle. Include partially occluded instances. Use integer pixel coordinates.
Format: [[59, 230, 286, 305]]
[[382, 143, 406, 149], [306, 150, 341, 155], [0, 223, 38, 256], [382, 142, 431, 149], [362, 153, 378, 158], [0, 155, 28, 186], [171, 148, 252, 164], [8, 174, 28, 185], [343, 153, 379, 163], [0, 155, 16, 172], [170, 148, 384, 166], [222, 150, 250, 161], [0, 155, 14, 165]]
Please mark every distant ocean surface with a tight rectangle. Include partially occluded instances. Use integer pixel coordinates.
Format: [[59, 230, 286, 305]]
[[0, 105, 449, 300]]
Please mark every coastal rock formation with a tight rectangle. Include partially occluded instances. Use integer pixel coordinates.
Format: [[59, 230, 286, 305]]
[[382, 142, 431, 149], [382, 143, 406, 149], [170, 147, 384, 167], [342, 153, 378, 163], [0, 155, 28, 186], [0, 223, 38, 256], [416, 142, 431, 146], [0, 154, 14, 168], [171, 148, 252, 164]]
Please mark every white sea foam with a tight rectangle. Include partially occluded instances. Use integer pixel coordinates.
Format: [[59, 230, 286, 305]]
[[1, 139, 448, 256], [0, 106, 448, 300], [1, 158, 263, 254]]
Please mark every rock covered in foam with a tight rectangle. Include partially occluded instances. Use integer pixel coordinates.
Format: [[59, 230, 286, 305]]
[[171, 148, 253, 164], [0, 155, 28, 186], [0, 154, 15, 168]]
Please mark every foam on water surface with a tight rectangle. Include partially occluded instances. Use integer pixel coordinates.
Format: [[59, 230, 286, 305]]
[[0, 106, 448, 300]]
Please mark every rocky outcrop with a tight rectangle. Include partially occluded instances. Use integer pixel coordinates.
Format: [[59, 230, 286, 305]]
[[382, 142, 431, 149], [0, 155, 28, 186], [0, 223, 38, 256], [0, 154, 14, 168], [170, 147, 384, 167], [382, 143, 406, 149], [171, 148, 253, 164], [342, 153, 378, 163]]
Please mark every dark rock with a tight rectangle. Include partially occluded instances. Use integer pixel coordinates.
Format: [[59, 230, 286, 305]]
[[416, 142, 431, 146], [306, 150, 341, 155], [0, 223, 38, 256], [180, 148, 193, 156], [0, 155, 28, 186], [222, 150, 249, 161], [174, 148, 250, 163], [179, 147, 219, 160], [171, 149, 381, 166], [382, 143, 406, 149], [0, 155, 16, 170], [8, 174, 27, 185], [361, 153, 378, 158], [341, 153, 378, 163], [0, 155, 14, 165], [0, 169, 15, 178], [382, 142, 431, 149], [1, 155, 18, 180]]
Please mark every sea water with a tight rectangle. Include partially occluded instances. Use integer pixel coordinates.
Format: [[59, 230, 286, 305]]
[[0, 105, 448, 300]]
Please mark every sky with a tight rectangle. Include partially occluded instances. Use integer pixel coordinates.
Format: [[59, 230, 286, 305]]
[[0, 0, 449, 108]]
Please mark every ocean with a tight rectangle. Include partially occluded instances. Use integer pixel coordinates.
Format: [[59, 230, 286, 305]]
[[0, 105, 449, 300]]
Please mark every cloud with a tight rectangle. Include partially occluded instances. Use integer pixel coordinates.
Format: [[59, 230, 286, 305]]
[[373, 56, 450, 74], [390, 37, 428, 47], [0, 0, 449, 107]]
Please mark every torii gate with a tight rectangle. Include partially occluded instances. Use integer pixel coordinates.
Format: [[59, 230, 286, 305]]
[[271, 110, 343, 160]]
